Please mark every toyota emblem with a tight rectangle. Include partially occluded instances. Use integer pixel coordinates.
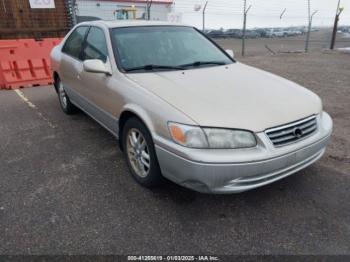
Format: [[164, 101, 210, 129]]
[[293, 128, 303, 138]]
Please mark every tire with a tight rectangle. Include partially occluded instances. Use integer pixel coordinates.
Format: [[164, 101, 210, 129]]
[[56, 78, 77, 115], [122, 117, 163, 188]]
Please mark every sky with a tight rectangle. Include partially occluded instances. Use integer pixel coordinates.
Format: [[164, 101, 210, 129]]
[[172, 0, 350, 29]]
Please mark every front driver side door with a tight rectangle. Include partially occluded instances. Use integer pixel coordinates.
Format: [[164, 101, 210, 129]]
[[78, 26, 119, 135]]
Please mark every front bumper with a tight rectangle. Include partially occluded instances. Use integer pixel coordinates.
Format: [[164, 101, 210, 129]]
[[154, 112, 333, 194]]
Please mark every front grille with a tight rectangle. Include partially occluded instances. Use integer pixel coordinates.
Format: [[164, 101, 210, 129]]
[[266, 115, 318, 147]]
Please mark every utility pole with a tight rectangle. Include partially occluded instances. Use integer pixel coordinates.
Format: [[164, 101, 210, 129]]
[[242, 0, 251, 56], [305, 10, 318, 52], [202, 1, 208, 32], [330, 0, 344, 49]]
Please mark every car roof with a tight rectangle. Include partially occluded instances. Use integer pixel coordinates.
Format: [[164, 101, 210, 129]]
[[78, 20, 190, 29]]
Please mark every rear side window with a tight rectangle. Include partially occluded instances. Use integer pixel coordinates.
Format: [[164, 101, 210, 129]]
[[82, 27, 108, 63], [62, 26, 89, 59]]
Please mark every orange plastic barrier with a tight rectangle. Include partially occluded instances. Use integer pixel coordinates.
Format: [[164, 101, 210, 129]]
[[0, 38, 62, 90]]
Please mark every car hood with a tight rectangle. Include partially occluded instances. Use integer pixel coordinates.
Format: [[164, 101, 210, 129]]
[[126, 63, 322, 132]]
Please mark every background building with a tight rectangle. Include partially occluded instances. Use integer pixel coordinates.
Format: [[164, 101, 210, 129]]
[[76, 0, 174, 22]]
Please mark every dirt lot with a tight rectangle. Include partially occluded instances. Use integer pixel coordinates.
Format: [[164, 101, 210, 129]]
[[0, 46, 350, 255], [241, 51, 350, 175]]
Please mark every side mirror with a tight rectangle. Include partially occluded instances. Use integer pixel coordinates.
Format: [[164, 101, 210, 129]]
[[225, 49, 234, 59], [83, 59, 111, 75]]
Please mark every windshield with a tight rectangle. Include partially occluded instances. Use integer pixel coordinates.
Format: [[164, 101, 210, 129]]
[[110, 26, 233, 72]]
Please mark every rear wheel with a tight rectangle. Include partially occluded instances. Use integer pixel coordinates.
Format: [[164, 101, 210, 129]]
[[122, 117, 163, 187], [56, 78, 77, 115]]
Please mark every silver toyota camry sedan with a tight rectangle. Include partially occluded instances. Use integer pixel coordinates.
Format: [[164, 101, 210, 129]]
[[51, 20, 332, 194]]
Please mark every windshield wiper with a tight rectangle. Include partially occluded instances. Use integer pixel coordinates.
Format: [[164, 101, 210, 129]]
[[179, 61, 227, 68], [124, 64, 185, 72]]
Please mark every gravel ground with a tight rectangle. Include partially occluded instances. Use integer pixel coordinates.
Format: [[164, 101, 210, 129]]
[[0, 49, 349, 256], [240, 50, 350, 176]]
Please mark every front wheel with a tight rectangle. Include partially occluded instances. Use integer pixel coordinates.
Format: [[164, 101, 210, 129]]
[[56, 78, 77, 115], [122, 117, 163, 188]]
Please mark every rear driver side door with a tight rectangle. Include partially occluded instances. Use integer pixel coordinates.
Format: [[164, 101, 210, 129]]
[[60, 26, 89, 100]]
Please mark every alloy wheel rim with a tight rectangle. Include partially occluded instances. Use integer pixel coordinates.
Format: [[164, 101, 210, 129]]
[[126, 128, 151, 178], [58, 82, 68, 109]]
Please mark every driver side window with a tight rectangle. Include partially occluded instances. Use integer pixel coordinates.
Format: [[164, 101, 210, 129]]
[[82, 27, 108, 63], [62, 26, 89, 59]]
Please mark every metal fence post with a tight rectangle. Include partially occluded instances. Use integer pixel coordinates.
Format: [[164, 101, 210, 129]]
[[305, 10, 317, 52], [242, 0, 251, 57], [330, 0, 344, 49], [66, 0, 77, 27], [304, 0, 311, 52], [147, 0, 153, 20], [202, 1, 208, 32]]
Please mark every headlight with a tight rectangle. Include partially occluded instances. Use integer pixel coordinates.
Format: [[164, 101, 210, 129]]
[[168, 122, 208, 148], [168, 122, 256, 149], [203, 128, 256, 149]]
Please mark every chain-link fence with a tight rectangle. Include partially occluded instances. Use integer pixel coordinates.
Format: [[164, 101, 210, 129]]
[[205, 20, 350, 57], [175, 0, 350, 56], [0, 0, 71, 39], [1, 0, 349, 56], [72, 0, 349, 56], [213, 27, 350, 57]]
